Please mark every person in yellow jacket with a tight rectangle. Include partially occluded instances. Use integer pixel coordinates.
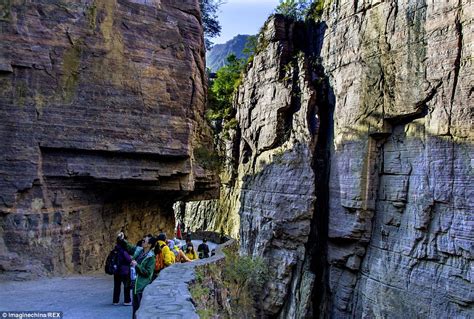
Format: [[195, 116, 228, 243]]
[[185, 244, 198, 261], [156, 233, 175, 266]]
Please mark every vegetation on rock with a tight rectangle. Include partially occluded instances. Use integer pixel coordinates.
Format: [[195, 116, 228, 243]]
[[190, 245, 270, 318], [275, 0, 328, 22], [195, 145, 224, 173], [207, 54, 250, 141], [275, 0, 314, 21], [206, 34, 253, 72]]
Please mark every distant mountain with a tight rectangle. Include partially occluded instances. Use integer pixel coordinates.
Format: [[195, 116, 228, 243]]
[[206, 34, 252, 72]]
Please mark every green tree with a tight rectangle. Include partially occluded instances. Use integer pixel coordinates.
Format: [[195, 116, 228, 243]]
[[242, 35, 258, 57], [200, 0, 224, 48], [207, 54, 245, 123], [275, 0, 314, 21]]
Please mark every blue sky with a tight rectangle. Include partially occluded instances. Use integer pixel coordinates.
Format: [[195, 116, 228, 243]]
[[213, 0, 280, 44]]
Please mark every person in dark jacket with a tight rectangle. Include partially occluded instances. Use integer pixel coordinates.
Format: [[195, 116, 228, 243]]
[[112, 238, 132, 306], [198, 238, 210, 259]]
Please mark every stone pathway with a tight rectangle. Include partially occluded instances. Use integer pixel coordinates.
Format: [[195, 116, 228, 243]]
[[137, 239, 234, 319], [0, 240, 221, 319], [0, 274, 131, 319]]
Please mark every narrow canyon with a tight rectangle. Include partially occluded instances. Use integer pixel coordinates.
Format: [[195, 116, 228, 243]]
[[0, 1, 472, 318]]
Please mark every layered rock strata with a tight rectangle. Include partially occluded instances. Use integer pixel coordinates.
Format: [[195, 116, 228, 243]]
[[318, 1, 473, 317], [183, 1, 473, 317], [183, 16, 322, 316], [0, 0, 217, 279]]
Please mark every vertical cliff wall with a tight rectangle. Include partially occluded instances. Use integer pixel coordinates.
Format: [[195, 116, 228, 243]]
[[182, 0, 472, 317], [0, 0, 218, 280], [319, 1, 473, 317], [181, 17, 323, 316]]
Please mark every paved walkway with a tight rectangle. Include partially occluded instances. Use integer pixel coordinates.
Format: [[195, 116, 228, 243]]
[[0, 240, 217, 319], [0, 274, 131, 319], [137, 239, 234, 319]]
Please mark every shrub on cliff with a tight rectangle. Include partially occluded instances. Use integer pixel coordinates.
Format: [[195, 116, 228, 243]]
[[275, 0, 314, 21], [190, 245, 270, 318], [206, 54, 245, 125], [275, 0, 328, 21]]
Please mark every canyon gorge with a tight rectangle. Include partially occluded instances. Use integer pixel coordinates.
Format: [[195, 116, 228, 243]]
[[0, 0, 472, 318]]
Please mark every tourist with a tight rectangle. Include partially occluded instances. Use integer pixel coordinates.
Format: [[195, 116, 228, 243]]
[[181, 238, 192, 251], [152, 243, 165, 280], [174, 238, 181, 248], [198, 239, 210, 259], [132, 238, 157, 318], [174, 238, 191, 262], [118, 232, 157, 318], [166, 239, 189, 263], [156, 233, 176, 266], [129, 236, 150, 293], [112, 238, 132, 306], [132, 234, 153, 263], [176, 223, 182, 239], [133, 239, 144, 256], [167, 239, 177, 254], [178, 251, 192, 263], [185, 244, 198, 261]]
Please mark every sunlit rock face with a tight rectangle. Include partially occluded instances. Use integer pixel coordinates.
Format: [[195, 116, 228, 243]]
[[0, 0, 218, 280], [179, 16, 322, 316], [185, 1, 473, 318], [319, 1, 473, 318]]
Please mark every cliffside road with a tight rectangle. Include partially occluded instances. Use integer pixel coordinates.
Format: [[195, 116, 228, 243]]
[[0, 275, 130, 319], [0, 241, 216, 319]]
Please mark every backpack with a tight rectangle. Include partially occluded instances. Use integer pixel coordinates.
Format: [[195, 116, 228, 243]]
[[105, 249, 119, 275], [155, 244, 165, 272]]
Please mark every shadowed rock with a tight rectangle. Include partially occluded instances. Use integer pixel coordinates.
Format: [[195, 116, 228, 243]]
[[0, 0, 218, 279]]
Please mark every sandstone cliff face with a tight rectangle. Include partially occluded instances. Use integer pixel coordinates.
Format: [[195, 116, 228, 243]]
[[0, 0, 217, 279], [184, 1, 473, 317]]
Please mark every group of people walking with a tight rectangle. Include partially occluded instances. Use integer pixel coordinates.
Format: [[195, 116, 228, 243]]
[[109, 231, 211, 318]]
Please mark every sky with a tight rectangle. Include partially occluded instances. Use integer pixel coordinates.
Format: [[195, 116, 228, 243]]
[[213, 0, 280, 44]]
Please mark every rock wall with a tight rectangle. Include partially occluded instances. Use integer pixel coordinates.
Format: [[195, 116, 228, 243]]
[[179, 16, 319, 317], [182, 16, 322, 316], [184, 1, 473, 317], [175, 200, 219, 233], [174, 185, 240, 239], [319, 1, 473, 317], [0, 0, 217, 280], [234, 18, 320, 317]]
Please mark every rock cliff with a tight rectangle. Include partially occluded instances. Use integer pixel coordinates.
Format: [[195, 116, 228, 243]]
[[0, 0, 217, 279], [182, 1, 473, 317], [319, 1, 473, 318]]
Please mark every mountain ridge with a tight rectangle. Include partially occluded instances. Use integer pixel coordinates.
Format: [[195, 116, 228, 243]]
[[206, 34, 252, 72]]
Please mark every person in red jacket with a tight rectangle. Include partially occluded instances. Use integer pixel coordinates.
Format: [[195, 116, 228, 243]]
[[176, 223, 182, 239]]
